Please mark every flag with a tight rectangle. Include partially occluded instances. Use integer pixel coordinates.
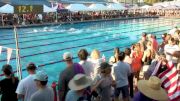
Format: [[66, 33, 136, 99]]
[[158, 62, 180, 101], [7, 48, 12, 64], [0, 46, 2, 55]]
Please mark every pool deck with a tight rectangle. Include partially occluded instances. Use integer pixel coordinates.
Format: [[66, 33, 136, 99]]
[[0, 16, 159, 29]]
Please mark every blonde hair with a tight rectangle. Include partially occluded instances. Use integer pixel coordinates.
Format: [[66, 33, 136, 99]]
[[91, 49, 100, 60]]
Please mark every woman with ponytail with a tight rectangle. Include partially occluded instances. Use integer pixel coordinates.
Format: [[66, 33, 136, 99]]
[[0, 64, 19, 101]]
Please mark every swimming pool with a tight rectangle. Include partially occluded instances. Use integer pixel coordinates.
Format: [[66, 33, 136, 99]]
[[0, 18, 179, 83]]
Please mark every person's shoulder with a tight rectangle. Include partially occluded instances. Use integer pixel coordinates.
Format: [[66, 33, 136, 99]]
[[31, 91, 41, 101]]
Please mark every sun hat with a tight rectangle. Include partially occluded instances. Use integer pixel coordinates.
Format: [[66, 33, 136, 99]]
[[100, 62, 112, 70], [137, 76, 168, 101], [63, 52, 73, 61], [34, 71, 48, 81], [68, 74, 92, 91]]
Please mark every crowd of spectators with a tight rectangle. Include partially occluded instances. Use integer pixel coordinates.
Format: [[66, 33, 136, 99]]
[[0, 27, 179, 101]]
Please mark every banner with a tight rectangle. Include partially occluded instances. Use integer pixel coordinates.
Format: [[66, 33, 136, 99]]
[[7, 48, 12, 64]]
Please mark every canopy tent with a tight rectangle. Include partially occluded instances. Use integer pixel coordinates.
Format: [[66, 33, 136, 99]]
[[107, 3, 126, 10], [141, 5, 151, 9], [43, 5, 57, 13], [0, 4, 14, 13], [88, 4, 108, 11], [65, 4, 89, 12]]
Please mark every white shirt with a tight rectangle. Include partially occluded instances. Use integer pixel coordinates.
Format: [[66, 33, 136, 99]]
[[79, 60, 94, 77], [111, 61, 131, 88], [164, 44, 180, 63], [16, 74, 38, 101], [87, 58, 104, 79]]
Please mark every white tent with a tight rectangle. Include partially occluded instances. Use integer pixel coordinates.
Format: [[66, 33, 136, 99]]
[[141, 5, 151, 9], [43, 5, 57, 13], [65, 4, 89, 12], [88, 4, 108, 11], [0, 4, 14, 13], [107, 3, 126, 10]]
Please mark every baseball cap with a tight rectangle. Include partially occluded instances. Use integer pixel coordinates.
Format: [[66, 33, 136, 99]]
[[34, 71, 48, 81], [100, 62, 112, 70], [63, 52, 73, 61]]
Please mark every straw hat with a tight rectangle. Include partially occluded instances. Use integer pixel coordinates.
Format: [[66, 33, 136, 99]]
[[137, 76, 168, 101], [69, 74, 92, 91]]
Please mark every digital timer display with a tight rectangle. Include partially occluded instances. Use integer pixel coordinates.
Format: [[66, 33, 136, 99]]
[[14, 5, 43, 14]]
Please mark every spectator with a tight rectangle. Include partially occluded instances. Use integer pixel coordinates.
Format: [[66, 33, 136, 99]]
[[65, 74, 92, 101], [88, 49, 105, 79], [78, 49, 94, 78], [124, 48, 134, 98], [112, 52, 131, 101], [133, 76, 168, 101], [30, 71, 54, 101], [151, 35, 159, 52], [109, 47, 120, 64], [142, 41, 154, 77], [131, 43, 143, 83], [92, 62, 113, 101], [16, 62, 38, 101], [58, 52, 85, 101], [164, 38, 180, 67], [0, 64, 19, 101]]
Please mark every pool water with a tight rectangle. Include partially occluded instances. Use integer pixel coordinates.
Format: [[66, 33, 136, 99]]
[[0, 18, 179, 84]]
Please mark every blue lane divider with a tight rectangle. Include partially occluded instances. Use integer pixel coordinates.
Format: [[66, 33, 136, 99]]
[[0, 28, 169, 62], [0, 21, 170, 45], [0, 18, 174, 37], [0, 23, 170, 53]]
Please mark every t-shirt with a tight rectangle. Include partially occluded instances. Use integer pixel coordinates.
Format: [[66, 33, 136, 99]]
[[88, 58, 104, 79], [58, 63, 84, 101], [0, 77, 19, 101], [112, 61, 131, 88], [164, 44, 180, 63], [93, 74, 112, 101], [79, 60, 94, 77], [30, 86, 54, 101], [65, 90, 81, 101], [16, 74, 38, 101]]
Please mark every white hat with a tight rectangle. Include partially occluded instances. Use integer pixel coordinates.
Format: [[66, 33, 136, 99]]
[[34, 71, 48, 81], [68, 74, 92, 91], [63, 52, 72, 61]]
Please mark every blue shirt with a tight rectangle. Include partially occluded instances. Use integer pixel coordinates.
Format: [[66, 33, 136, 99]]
[[65, 90, 81, 101]]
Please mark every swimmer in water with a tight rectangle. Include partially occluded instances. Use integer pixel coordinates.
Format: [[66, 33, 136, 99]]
[[33, 29, 38, 33]]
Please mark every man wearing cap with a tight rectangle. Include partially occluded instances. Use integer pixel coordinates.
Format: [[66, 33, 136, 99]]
[[111, 52, 131, 101], [58, 52, 85, 101], [16, 63, 38, 101], [30, 71, 54, 101], [92, 62, 113, 101]]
